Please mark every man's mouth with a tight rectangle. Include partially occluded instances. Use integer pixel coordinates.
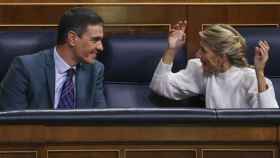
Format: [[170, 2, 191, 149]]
[[90, 50, 98, 56], [91, 50, 97, 54]]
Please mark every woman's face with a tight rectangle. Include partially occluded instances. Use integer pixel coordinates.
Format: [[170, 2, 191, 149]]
[[196, 43, 224, 75]]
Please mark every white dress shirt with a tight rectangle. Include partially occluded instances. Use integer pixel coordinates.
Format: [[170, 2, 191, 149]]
[[150, 58, 279, 108], [53, 47, 76, 109]]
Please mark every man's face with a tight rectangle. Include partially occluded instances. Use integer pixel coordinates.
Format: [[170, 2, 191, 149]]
[[73, 24, 104, 64], [197, 43, 223, 75]]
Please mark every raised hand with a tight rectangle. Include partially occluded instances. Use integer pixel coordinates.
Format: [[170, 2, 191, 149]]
[[168, 20, 187, 49], [254, 40, 270, 72], [163, 20, 187, 64]]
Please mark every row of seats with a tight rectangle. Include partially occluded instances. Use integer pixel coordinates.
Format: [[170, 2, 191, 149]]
[[0, 26, 279, 109]]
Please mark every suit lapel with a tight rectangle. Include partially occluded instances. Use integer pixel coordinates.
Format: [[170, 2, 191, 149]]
[[76, 63, 94, 108], [44, 49, 55, 106], [43, 50, 96, 108]]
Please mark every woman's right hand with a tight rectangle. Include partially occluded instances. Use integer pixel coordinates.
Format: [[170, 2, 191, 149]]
[[168, 20, 187, 49], [163, 20, 187, 64]]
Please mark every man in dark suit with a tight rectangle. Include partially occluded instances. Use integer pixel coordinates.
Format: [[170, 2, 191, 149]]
[[0, 7, 106, 110]]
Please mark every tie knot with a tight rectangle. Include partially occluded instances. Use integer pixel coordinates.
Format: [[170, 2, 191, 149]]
[[67, 68, 75, 78]]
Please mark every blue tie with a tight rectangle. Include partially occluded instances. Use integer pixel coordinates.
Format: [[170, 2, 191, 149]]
[[57, 68, 76, 109]]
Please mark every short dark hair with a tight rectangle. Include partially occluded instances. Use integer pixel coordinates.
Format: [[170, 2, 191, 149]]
[[57, 7, 104, 45]]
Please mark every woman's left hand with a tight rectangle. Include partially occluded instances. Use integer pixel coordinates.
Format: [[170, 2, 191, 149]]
[[254, 40, 270, 72]]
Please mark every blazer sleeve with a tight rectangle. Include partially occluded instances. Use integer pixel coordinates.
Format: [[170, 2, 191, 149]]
[[0, 57, 29, 111], [94, 63, 107, 108]]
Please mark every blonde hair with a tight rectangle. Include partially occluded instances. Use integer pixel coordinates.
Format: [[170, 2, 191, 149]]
[[199, 24, 249, 67]]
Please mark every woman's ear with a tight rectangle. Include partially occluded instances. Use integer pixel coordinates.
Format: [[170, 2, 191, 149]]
[[222, 54, 231, 64], [220, 54, 231, 71]]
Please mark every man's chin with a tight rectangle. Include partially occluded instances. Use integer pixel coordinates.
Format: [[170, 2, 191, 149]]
[[81, 58, 96, 64]]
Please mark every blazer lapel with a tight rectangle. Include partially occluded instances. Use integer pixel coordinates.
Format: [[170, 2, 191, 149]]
[[76, 64, 93, 108], [44, 49, 55, 107]]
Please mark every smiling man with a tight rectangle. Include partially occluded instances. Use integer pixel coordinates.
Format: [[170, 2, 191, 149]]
[[0, 7, 107, 110]]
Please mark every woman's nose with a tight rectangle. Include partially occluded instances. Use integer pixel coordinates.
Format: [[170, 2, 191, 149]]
[[195, 49, 202, 58]]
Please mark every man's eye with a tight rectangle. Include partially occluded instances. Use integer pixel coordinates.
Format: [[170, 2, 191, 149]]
[[91, 37, 102, 43], [91, 39, 98, 43]]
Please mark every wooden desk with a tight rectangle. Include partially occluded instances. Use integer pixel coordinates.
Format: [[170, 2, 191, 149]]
[[0, 123, 278, 158]]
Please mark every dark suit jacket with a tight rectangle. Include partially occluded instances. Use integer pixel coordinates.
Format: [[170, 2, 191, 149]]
[[0, 49, 107, 110]]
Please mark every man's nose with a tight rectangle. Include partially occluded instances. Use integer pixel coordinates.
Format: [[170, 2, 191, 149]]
[[97, 42, 103, 52]]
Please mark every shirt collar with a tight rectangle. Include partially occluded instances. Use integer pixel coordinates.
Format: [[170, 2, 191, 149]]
[[54, 47, 76, 74], [216, 65, 239, 78]]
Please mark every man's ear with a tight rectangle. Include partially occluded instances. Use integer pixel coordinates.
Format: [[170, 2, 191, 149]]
[[67, 31, 78, 46]]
